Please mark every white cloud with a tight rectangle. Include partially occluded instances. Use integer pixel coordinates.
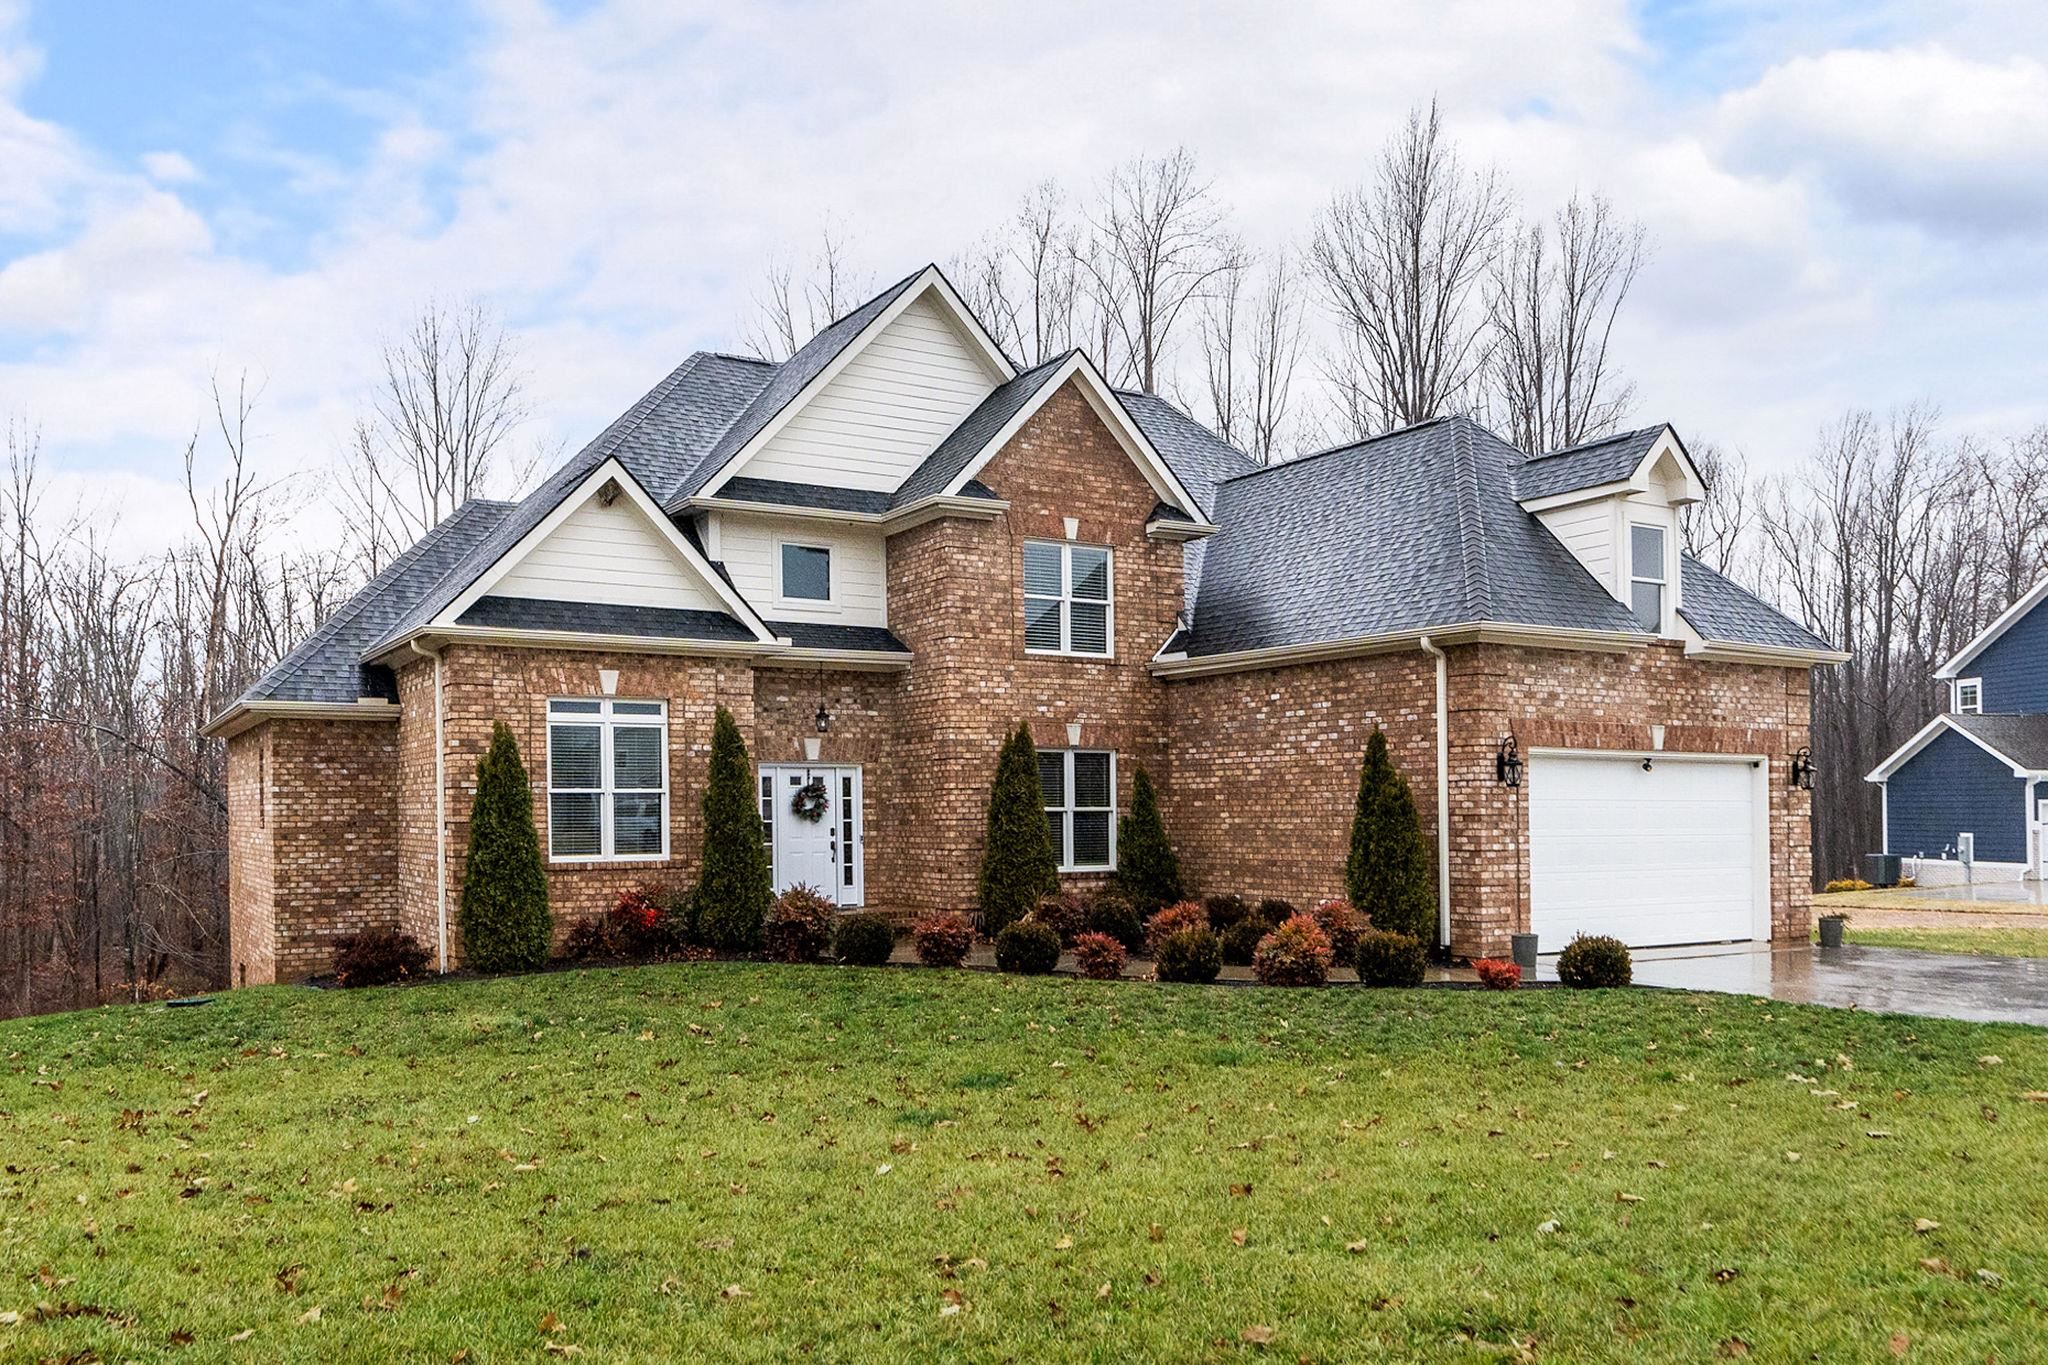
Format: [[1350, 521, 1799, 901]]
[[140, 150, 201, 184]]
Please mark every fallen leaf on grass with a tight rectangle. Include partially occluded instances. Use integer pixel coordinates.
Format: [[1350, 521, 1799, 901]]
[[2020, 1091, 2048, 1103], [1345, 1239, 1370, 1253], [1053, 1236, 1072, 1250], [1095, 1282, 1110, 1299], [1615, 1192, 1642, 1204], [228, 1328, 255, 1342], [1717, 1339, 1751, 1357], [295, 1306, 322, 1325], [1536, 1220, 1560, 1236], [698, 1236, 733, 1251], [0, 1311, 17, 1327], [719, 1285, 750, 1300], [1241, 1324, 1275, 1345], [1712, 1268, 1740, 1284], [940, 1289, 966, 1317], [1229, 1182, 1252, 1197], [1976, 1269, 2003, 1287], [1913, 1218, 1940, 1234], [1889, 1333, 1910, 1357], [538, 1312, 563, 1335], [1919, 1257, 1950, 1275], [1865, 1130, 1893, 1140], [1147, 1223, 1164, 1242], [543, 1344, 582, 1356], [1230, 1227, 1248, 1247]]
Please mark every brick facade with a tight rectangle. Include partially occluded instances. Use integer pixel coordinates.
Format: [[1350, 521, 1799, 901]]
[[228, 379, 1822, 980]]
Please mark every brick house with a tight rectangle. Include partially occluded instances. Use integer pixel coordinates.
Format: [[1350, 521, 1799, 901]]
[[203, 265, 1843, 984]]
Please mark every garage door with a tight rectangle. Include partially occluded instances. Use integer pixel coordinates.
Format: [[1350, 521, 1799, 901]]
[[1528, 753, 1762, 949]]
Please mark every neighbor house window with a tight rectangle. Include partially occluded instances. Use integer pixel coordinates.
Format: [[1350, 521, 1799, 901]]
[[1023, 541, 1113, 656], [1954, 678, 1983, 714], [779, 543, 832, 602], [1629, 524, 1667, 632], [547, 698, 668, 860], [1039, 749, 1115, 871]]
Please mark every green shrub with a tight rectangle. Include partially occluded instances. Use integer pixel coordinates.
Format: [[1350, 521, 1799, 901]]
[[1086, 891, 1145, 953], [1345, 729, 1436, 944], [1822, 878, 1872, 894], [1254, 897, 1297, 928], [562, 887, 676, 962], [458, 721, 553, 974], [1030, 890, 1089, 945], [659, 884, 697, 947], [834, 912, 897, 966], [995, 920, 1062, 975], [1220, 917, 1265, 966], [1203, 893, 1251, 932], [977, 723, 1060, 937], [1253, 914, 1333, 987], [1154, 927, 1222, 983], [1310, 897, 1368, 962], [697, 706, 772, 951], [912, 911, 976, 968], [765, 885, 836, 963], [333, 928, 430, 987], [1354, 928, 1426, 986], [1144, 900, 1208, 957], [1556, 934, 1632, 988], [1113, 766, 1184, 915], [1071, 931, 1127, 980]]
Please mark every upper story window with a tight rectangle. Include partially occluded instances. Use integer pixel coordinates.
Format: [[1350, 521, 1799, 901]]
[[1954, 678, 1983, 714], [1023, 540, 1113, 657], [1629, 523, 1667, 632], [547, 698, 668, 861], [1039, 749, 1116, 871], [778, 542, 832, 602]]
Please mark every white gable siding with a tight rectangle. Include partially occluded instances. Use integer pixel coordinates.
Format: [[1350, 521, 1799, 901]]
[[736, 293, 1000, 491], [1537, 500, 1617, 595], [715, 512, 888, 627], [491, 495, 723, 611]]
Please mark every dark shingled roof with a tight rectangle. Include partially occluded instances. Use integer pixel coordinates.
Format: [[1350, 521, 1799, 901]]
[[1678, 558, 1836, 654], [1512, 425, 1667, 502], [718, 478, 893, 515], [1116, 390, 1257, 520], [1949, 714, 2048, 770], [457, 595, 755, 643], [767, 620, 910, 653], [893, 354, 1070, 507], [229, 499, 517, 708], [1181, 417, 1642, 657]]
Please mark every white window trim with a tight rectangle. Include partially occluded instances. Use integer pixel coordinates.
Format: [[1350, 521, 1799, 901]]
[[1628, 521, 1668, 634], [774, 538, 835, 608], [1023, 540, 1115, 658], [1954, 677, 1983, 714], [1042, 748, 1117, 872], [546, 697, 670, 863]]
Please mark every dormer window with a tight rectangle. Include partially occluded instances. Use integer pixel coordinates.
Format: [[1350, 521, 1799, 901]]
[[1954, 678, 1983, 714], [1629, 524, 1667, 632]]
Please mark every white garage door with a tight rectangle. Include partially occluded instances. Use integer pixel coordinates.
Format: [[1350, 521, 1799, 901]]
[[1528, 753, 1763, 950]]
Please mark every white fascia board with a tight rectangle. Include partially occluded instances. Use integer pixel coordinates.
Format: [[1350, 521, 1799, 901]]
[[1517, 481, 1633, 515], [676, 491, 1013, 534], [200, 698, 401, 740], [941, 351, 1206, 521], [1937, 572, 2048, 678], [374, 624, 786, 667], [1681, 636, 1852, 667], [697, 267, 1016, 502], [1865, 714, 2038, 783], [434, 457, 778, 644], [1148, 620, 1650, 679], [1144, 516, 1219, 542], [755, 647, 914, 673]]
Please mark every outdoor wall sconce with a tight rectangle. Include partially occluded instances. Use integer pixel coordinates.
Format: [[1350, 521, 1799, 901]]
[[1495, 735, 1523, 788], [814, 702, 832, 734], [1789, 746, 1815, 791]]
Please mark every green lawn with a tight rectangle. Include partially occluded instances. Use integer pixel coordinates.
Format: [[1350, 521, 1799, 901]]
[[1841, 925, 2048, 958], [4, 966, 2047, 1362]]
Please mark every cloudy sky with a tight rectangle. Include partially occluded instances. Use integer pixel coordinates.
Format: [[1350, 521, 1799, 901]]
[[4, 0, 2047, 557]]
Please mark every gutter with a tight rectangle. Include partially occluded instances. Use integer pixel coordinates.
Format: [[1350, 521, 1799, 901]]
[[1417, 636, 1453, 952], [199, 697, 401, 741], [1149, 620, 1649, 679], [409, 639, 451, 974]]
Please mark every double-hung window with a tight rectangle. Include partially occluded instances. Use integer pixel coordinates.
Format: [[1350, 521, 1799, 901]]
[[1023, 540, 1113, 656], [1629, 524, 1667, 632], [547, 698, 668, 861], [1954, 678, 1983, 714], [1039, 749, 1116, 871]]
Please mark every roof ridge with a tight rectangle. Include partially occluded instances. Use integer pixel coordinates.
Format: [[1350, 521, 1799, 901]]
[[1219, 415, 1456, 485], [1526, 423, 1663, 463], [1450, 420, 1493, 618]]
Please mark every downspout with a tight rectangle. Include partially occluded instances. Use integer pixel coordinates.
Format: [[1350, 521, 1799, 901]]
[[1418, 636, 1452, 952], [409, 639, 450, 973]]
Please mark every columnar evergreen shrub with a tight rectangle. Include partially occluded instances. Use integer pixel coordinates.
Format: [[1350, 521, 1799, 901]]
[[1030, 890, 1089, 945], [1253, 913, 1334, 987], [1220, 917, 1266, 966], [834, 912, 897, 966], [1556, 934, 1633, 988], [1144, 900, 1208, 957], [1344, 729, 1437, 944], [977, 723, 1060, 936], [697, 706, 772, 951], [765, 885, 836, 963], [1071, 931, 1128, 980], [1085, 891, 1145, 953], [912, 911, 976, 968], [1354, 928, 1427, 987], [1112, 766, 1184, 915], [995, 920, 1062, 975], [1154, 927, 1222, 983], [458, 721, 553, 973]]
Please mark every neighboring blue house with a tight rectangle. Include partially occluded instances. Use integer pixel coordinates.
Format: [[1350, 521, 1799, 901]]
[[1868, 576, 2048, 884]]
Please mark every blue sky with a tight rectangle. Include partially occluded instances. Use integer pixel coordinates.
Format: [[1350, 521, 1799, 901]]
[[3, 0, 2047, 556]]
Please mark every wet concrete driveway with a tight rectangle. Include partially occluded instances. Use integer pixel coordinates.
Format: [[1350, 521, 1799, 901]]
[[1555, 943, 2048, 1027]]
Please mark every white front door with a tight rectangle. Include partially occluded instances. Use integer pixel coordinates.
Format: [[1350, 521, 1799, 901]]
[[761, 766, 864, 906]]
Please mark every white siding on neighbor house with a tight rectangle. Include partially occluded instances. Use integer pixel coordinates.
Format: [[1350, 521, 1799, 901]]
[[490, 495, 724, 611], [733, 293, 1001, 492], [715, 512, 889, 626], [1537, 499, 1617, 595]]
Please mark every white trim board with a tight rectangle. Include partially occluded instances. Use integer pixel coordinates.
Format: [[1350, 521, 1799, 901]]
[[1938, 572, 2048, 678], [1865, 713, 2048, 783]]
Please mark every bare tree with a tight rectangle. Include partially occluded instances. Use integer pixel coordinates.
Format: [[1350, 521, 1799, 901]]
[[1198, 249, 1307, 464], [1485, 192, 1647, 453], [1079, 148, 1238, 393], [1310, 100, 1511, 436], [337, 300, 530, 572], [1679, 440, 1753, 577], [740, 221, 877, 362]]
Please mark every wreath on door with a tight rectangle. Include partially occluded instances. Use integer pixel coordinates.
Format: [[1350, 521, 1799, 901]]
[[790, 777, 830, 823]]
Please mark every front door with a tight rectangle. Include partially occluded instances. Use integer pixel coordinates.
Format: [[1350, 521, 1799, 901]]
[[761, 766, 864, 906]]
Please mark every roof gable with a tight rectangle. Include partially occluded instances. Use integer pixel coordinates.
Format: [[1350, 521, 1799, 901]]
[[1867, 712, 2048, 782], [1514, 425, 1704, 508], [1938, 572, 2048, 679]]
